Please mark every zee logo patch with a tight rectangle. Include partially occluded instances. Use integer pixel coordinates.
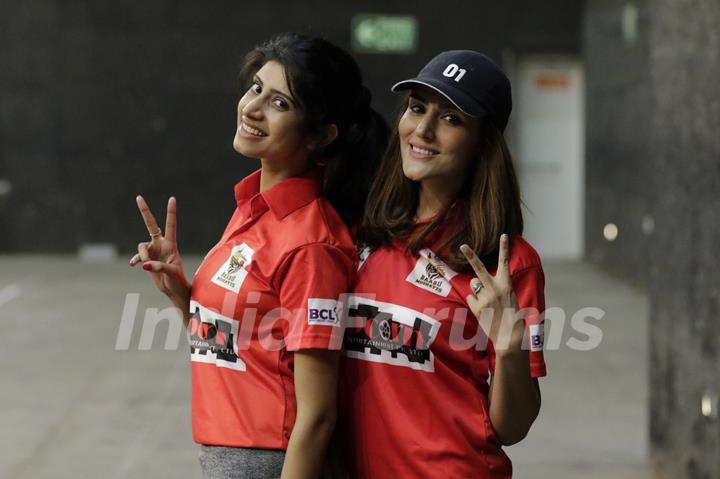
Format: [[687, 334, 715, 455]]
[[307, 298, 342, 327]]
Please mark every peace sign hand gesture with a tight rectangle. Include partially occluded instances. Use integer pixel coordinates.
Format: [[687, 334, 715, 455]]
[[460, 234, 525, 356], [129, 195, 191, 306]]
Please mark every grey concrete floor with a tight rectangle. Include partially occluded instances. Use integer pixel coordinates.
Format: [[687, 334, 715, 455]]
[[507, 261, 651, 479], [0, 256, 651, 478]]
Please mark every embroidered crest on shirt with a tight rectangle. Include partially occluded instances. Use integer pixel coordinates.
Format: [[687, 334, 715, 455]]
[[405, 249, 458, 297], [211, 243, 255, 293]]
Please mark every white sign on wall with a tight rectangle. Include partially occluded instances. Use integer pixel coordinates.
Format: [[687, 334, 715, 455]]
[[514, 58, 585, 259]]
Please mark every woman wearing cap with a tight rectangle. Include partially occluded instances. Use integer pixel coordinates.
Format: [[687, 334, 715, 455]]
[[339, 51, 546, 478], [129, 33, 387, 478]]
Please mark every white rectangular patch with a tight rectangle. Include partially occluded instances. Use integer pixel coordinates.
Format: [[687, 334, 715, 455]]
[[343, 295, 441, 372], [357, 246, 371, 271], [529, 324, 544, 352], [211, 243, 255, 293], [307, 298, 342, 327], [188, 300, 246, 372], [405, 249, 457, 297]]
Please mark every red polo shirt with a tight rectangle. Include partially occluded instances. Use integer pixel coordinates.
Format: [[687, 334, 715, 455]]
[[340, 221, 546, 478], [189, 167, 355, 449]]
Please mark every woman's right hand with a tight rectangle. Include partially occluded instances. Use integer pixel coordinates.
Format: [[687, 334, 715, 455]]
[[129, 195, 191, 307], [460, 235, 523, 354]]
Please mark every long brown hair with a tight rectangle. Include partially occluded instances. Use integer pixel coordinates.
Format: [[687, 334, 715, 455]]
[[358, 95, 524, 272]]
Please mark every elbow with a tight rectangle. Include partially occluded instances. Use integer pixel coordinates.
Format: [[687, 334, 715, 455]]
[[493, 402, 541, 447], [316, 410, 337, 434], [497, 428, 529, 447], [297, 408, 337, 438]]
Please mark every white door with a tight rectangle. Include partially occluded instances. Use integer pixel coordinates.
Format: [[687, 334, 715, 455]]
[[512, 58, 584, 259]]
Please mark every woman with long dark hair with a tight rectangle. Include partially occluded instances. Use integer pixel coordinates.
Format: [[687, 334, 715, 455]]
[[129, 33, 387, 478], [340, 50, 546, 478]]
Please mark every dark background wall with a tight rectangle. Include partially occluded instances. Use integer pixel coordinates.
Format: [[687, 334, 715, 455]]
[[584, 0, 720, 477], [648, 0, 720, 477], [0, 0, 581, 254], [583, 0, 654, 285]]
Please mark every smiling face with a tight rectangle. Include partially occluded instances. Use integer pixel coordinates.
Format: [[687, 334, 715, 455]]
[[233, 61, 311, 166], [398, 85, 482, 193]]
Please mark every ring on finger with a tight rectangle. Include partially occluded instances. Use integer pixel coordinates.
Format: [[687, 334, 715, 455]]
[[472, 281, 484, 295], [149, 228, 162, 239]]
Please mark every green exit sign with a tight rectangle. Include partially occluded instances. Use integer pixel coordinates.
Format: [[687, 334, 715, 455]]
[[352, 14, 418, 54]]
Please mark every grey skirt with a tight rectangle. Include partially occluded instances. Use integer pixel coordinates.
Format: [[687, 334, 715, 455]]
[[198, 445, 285, 479]]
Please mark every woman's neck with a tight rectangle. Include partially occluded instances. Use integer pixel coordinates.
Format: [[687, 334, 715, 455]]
[[416, 179, 461, 221], [259, 159, 309, 192]]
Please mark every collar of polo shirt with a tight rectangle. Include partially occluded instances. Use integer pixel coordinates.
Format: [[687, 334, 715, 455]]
[[233, 168, 323, 220]]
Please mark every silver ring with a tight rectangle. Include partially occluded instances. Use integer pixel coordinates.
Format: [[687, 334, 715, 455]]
[[472, 281, 484, 295]]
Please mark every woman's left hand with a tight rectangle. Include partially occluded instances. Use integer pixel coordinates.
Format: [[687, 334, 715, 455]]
[[460, 234, 524, 354]]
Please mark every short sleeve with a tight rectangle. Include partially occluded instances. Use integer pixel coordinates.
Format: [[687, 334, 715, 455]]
[[274, 243, 355, 352], [488, 265, 547, 378]]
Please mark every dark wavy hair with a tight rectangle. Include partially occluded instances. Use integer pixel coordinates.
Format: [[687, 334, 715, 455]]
[[357, 94, 523, 271], [238, 33, 388, 226]]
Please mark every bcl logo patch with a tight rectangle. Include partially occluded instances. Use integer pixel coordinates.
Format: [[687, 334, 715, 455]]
[[307, 298, 342, 327], [529, 324, 544, 351], [211, 243, 255, 293]]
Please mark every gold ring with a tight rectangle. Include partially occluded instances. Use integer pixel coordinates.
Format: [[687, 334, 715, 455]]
[[149, 229, 162, 239]]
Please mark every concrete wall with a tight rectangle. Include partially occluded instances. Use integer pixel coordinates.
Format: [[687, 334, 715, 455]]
[[0, 0, 581, 254], [583, 0, 654, 283], [649, 1, 720, 477], [585, 0, 720, 476]]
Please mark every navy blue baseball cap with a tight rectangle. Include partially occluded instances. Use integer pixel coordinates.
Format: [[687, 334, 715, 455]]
[[392, 50, 512, 132]]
